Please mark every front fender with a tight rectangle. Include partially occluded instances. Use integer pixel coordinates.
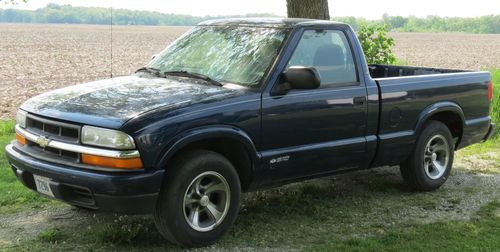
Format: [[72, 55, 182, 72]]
[[156, 125, 260, 171]]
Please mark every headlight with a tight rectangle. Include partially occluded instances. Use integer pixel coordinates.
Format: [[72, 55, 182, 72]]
[[16, 110, 27, 128], [81, 126, 136, 149]]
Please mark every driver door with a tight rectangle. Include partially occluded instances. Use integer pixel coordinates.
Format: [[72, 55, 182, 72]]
[[260, 29, 368, 183]]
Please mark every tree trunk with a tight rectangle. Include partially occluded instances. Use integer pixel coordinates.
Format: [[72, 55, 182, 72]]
[[286, 0, 330, 20]]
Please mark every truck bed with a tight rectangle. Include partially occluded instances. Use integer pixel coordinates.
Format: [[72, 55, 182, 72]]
[[368, 64, 466, 78], [368, 64, 491, 167]]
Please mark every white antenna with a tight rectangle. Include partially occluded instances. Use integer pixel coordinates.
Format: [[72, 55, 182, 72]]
[[110, 1, 113, 78]]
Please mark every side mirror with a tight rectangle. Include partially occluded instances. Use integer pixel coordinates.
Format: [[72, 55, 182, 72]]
[[281, 66, 321, 90], [151, 54, 159, 60]]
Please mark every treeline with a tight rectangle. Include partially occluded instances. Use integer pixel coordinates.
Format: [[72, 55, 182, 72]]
[[336, 15, 500, 34], [0, 3, 276, 26], [1, 4, 499, 34]]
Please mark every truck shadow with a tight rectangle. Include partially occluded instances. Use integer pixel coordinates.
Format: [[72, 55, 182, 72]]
[[66, 166, 412, 249], [9, 164, 485, 250]]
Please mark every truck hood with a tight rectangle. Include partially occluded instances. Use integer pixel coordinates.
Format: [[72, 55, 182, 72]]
[[21, 75, 247, 129]]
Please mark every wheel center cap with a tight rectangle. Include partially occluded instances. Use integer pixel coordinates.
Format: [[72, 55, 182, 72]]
[[431, 153, 437, 161], [200, 195, 209, 207]]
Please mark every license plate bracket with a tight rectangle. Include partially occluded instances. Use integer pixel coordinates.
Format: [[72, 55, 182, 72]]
[[33, 175, 55, 198]]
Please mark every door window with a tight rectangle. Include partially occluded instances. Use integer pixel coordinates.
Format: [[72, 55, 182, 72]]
[[287, 30, 358, 87]]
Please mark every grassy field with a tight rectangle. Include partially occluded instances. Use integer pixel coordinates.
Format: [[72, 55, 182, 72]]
[[0, 71, 498, 250]]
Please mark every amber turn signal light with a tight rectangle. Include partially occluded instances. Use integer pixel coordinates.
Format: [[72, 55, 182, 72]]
[[16, 133, 26, 145], [81, 154, 143, 169]]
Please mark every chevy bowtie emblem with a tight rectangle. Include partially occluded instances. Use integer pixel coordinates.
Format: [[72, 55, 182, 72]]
[[36, 136, 51, 148]]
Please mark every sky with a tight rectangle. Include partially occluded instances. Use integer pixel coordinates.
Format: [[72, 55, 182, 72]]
[[2, 0, 499, 19]]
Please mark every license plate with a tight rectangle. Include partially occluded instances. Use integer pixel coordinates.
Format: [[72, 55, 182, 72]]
[[34, 175, 55, 198]]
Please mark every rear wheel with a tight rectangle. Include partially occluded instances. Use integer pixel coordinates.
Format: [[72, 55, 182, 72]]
[[154, 150, 241, 248], [400, 121, 454, 191]]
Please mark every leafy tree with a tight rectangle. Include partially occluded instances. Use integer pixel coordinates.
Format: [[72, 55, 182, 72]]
[[0, 4, 499, 34], [284, 1, 396, 66], [383, 15, 408, 30], [357, 24, 396, 65]]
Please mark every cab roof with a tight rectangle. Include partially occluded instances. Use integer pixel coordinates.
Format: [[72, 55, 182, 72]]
[[198, 18, 349, 29]]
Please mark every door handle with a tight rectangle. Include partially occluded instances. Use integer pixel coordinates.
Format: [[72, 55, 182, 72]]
[[353, 96, 366, 105]]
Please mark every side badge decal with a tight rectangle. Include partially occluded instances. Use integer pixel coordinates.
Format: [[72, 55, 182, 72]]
[[270, 155, 290, 164]]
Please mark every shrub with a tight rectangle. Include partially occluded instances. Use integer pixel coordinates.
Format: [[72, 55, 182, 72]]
[[357, 24, 396, 65]]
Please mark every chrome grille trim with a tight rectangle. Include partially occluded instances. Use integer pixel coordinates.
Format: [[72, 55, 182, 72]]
[[7, 143, 143, 173], [16, 125, 140, 159], [26, 114, 80, 143]]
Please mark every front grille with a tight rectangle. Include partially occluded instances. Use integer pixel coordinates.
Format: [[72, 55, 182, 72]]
[[22, 114, 81, 163], [27, 140, 79, 162], [26, 114, 80, 143], [16, 113, 140, 172]]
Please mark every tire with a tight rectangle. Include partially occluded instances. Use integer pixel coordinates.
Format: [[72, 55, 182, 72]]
[[154, 150, 241, 248], [400, 120, 454, 191]]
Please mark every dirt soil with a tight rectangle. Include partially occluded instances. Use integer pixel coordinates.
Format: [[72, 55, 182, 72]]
[[390, 32, 500, 70], [1, 24, 500, 120], [0, 24, 187, 120]]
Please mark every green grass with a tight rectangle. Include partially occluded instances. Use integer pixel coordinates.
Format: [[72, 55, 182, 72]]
[[0, 120, 15, 135], [460, 69, 500, 156], [460, 137, 500, 158], [84, 219, 162, 245], [394, 58, 411, 66], [311, 201, 500, 251], [37, 228, 66, 243], [0, 120, 53, 214], [490, 69, 500, 134], [7, 197, 500, 251]]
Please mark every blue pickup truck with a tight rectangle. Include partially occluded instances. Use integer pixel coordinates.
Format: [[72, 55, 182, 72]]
[[6, 18, 495, 247]]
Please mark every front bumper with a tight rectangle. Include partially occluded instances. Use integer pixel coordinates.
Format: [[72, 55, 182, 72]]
[[5, 144, 164, 214]]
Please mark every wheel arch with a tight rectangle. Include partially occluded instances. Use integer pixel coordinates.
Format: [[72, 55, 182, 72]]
[[157, 125, 260, 190], [415, 101, 465, 148]]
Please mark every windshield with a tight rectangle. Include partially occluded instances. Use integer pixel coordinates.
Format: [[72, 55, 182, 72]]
[[147, 26, 288, 87]]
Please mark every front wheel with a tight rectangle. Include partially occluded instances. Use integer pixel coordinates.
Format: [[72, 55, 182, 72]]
[[154, 150, 241, 248], [400, 120, 454, 191]]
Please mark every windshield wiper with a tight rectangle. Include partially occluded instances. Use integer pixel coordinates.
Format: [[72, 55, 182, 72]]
[[163, 71, 223, 87], [135, 67, 161, 76]]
